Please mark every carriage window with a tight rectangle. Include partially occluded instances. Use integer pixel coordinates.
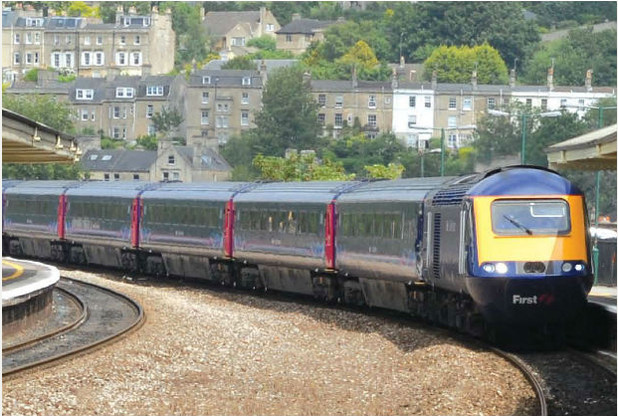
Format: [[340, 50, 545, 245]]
[[491, 199, 570, 236]]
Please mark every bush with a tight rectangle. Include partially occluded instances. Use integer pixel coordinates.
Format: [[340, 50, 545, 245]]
[[23, 68, 39, 82]]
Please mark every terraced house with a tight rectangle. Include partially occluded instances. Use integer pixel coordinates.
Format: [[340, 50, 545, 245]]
[[2, 5, 174, 82]]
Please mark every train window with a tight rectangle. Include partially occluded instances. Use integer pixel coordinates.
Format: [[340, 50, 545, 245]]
[[491, 199, 571, 236]]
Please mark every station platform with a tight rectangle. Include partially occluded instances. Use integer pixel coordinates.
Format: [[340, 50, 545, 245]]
[[2, 257, 60, 336], [589, 285, 617, 314]]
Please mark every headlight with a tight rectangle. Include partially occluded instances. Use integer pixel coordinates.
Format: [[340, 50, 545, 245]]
[[482, 263, 495, 273], [574, 263, 585, 272], [495, 263, 508, 274], [562, 262, 573, 273]]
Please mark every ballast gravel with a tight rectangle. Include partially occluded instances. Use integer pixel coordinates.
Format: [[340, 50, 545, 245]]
[[3, 268, 537, 416]]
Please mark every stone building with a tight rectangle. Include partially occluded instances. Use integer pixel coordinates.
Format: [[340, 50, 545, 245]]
[[275, 15, 337, 55], [81, 148, 157, 181], [182, 68, 266, 148], [310, 71, 393, 139], [2, 5, 175, 82], [202, 7, 280, 58]]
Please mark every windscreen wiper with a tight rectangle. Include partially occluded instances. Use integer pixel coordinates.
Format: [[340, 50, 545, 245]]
[[503, 215, 533, 235]]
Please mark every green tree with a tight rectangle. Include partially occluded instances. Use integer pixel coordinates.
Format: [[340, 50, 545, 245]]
[[2, 163, 82, 180], [253, 66, 323, 156], [151, 106, 183, 138], [247, 35, 276, 51], [252, 153, 355, 182], [3, 94, 75, 133], [67, 1, 98, 17], [221, 55, 257, 70], [584, 97, 617, 128], [423, 43, 508, 84], [526, 2, 617, 28], [390, 2, 539, 67], [134, 135, 158, 151], [521, 28, 617, 87], [23, 68, 39, 82], [364, 163, 404, 179], [159, 2, 212, 67]]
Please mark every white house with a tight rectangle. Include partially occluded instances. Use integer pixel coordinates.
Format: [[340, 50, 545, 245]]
[[392, 81, 435, 149]]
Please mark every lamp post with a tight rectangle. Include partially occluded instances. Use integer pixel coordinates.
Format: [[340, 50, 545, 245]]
[[409, 125, 475, 177]]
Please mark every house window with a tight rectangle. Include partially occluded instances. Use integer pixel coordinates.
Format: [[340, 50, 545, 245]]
[[14, 33, 20, 44], [541, 98, 548, 111], [408, 115, 417, 127], [560, 98, 567, 108], [147, 86, 164, 96], [66, 35, 72, 44], [26, 33, 32, 44], [526, 98, 532, 108], [334, 113, 343, 127], [82, 52, 91, 66], [487, 97, 496, 109], [172, 172, 180, 181], [241, 111, 249, 126], [448, 116, 457, 128], [216, 116, 229, 128], [117, 52, 126, 65], [202, 91, 209, 103], [104, 173, 110, 181], [133, 174, 140, 180], [368, 95, 377, 108], [112, 127, 121, 138], [131, 52, 141, 66], [242, 92, 249, 105], [26, 53, 33, 64], [96, 36, 103, 45], [95, 52, 104, 65], [168, 155, 175, 165], [578, 99, 585, 111], [113, 106, 121, 119], [146, 105, 154, 118], [448, 97, 457, 109], [148, 124, 156, 135], [409, 96, 416, 107], [120, 35, 126, 45], [34, 32, 40, 44], [286, 34, 292, 42], [13, 53, 20, 65], [318, 94, 326, 107], [335, 96, 343, 108], [34, 52, 39, 64], [91, 111, 96, 121], [114, 173, 120, 181], [163, 172, 169, 181], [448, 133, 458, 148], [84, 35, 90, 45], [318, 113, 325, 125], [242, 77, 251, 86], [216, 103, 229, 113], [134, 35, 141, 45], [65, 53, 73, 68], [266, 23, 274, 32], [81, 109, 89, 121], [76, 89, 94, 100], [463, 97, 472, 111], [407, 134, 418, 149], [201, 111, 209, 125], [52, 52, 61, 68], [368, 114, 377, 127], [231, 37, 246, 46], [116, 87, 134, 98], [202, 76, 211, 84]]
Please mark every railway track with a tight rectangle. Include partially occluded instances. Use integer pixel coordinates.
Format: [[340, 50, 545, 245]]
[[2, 277, 144, 377], [492, 347, 616, 416]]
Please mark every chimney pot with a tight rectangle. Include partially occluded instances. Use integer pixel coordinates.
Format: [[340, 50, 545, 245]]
[[292, 13, 301, 21]]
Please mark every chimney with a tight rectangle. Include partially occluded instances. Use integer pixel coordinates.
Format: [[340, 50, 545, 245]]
[[431, 70, 437, 89], [128, 6, 136, 14], [303, 71, 312, 86], [292, 13, 301, 21], [509, 68, 516, 87], [259, 6, 266, 22], [351, 65, 358, 88], [259, 60, 268, 85], [152, 5, 159, 14], [391, 67, 398, 89], [471, 70, 477, 89], [200, 7, 205, 21], [585, 69, 593, 91], [547, 62, 554, 91], [399, 55, 405, 68]]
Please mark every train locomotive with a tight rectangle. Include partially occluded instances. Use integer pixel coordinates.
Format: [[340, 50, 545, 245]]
[[2, 166, 593, 337]]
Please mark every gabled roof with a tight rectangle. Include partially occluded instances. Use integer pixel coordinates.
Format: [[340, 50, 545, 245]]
[[171, 146, 232, 172], [81, 149, 157, 172], [276, 18, 334, 35], [202, 10, 261, 37]]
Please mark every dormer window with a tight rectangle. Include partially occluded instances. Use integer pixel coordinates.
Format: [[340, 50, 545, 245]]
[[76, 89, 94, 100], [242, 77, 251, 86], [202, 76, 211, 85], [116, 87, 134, 98], [146, 86, 164, 96]]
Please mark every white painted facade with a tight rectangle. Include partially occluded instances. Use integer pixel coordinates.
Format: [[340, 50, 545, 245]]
[[510, 88, 616, 118], [392, 85, 435, 149]]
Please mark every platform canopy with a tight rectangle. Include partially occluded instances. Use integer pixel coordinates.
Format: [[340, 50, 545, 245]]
[[2, 108, 81, 164], [545, 124, 617, 171]]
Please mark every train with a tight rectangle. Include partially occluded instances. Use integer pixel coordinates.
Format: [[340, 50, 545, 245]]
[[2, 166, 594, 339]]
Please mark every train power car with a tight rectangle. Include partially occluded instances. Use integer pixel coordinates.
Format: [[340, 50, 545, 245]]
[[1, 166, 593, 338]]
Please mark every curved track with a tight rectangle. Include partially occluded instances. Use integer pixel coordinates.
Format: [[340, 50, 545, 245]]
[[2, 277, 143, 377]]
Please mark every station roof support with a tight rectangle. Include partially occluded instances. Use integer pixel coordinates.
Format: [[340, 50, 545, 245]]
[[545, 124, 617, 171]]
